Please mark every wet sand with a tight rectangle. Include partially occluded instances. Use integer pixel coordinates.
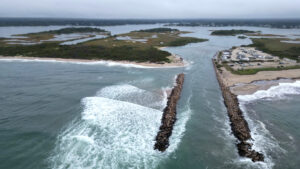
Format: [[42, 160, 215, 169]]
[[219, 67, 300, 95]]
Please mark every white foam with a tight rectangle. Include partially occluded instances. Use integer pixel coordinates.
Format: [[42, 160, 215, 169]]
[[160, 87, 170, 110], [238, 81, 300, 102], [51, 97, 164, 169], [97, 84, 167, 110], [231, 81, 300, 168], [50, 83, 191, 169], [239, 104, 279, 169], [167, 95, 192, 153], [96, 84, 145, 99], [72, 135, 95, 145], [232, 157, 274, 169], [235, 87, 295, 169]]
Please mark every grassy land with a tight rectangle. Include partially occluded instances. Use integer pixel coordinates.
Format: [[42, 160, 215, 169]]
[[223, 63, 300, 75], [0, 28, 208, 63], [18, 27, 107, 36], [0, 42, 171, 63], [137, 28, 179, 33], [10, 27, 109, 42], [211, 29, 256, 36], [238, 36, 247, 39], [116, 29, 207, 47], [165, 38, 207, 46], [83, 28, 207, 48], [249, 38, 300, 61]]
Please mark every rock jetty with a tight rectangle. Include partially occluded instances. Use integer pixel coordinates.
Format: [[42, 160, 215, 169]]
[[212, 59, 264, 162], [154, 73, 185, 152]]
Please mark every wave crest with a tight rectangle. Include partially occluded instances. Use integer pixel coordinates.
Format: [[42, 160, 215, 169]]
[[238, 81, 300, 102]]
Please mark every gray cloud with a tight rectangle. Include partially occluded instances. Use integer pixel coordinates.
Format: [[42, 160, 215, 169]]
[[1, 0, 300, 18]]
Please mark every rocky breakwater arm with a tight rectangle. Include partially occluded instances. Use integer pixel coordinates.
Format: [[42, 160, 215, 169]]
[[154, 73, 185, 152], [212, 59, 264, 162]]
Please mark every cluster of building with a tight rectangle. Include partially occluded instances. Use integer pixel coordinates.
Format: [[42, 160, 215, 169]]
[[221, 47, 276, 62], [218, 47, 300, 70], [237, 48, 274, 61], [221, 50, 231, 61]]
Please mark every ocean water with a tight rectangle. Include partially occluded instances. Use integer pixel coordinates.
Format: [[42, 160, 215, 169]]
[[0, 25, 299, 169]]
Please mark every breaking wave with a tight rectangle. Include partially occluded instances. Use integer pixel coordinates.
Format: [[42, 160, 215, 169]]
[[50, 83, 191, 169], [234, 104, 282, 169], [96, 84, 168, 110], [238, 81, 300, 102], [233, 81, 300, 169], [50, 97, 163, 169]]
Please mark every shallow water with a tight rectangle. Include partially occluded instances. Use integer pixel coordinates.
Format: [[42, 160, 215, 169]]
[[0, 25, 299, 169]]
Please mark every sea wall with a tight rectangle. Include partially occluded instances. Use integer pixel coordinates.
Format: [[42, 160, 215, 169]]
[[154, 73, 185, 152], [212, 59, 264, 162]]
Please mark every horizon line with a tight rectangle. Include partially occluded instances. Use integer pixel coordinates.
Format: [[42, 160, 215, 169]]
[[1, 17, 300, 20]]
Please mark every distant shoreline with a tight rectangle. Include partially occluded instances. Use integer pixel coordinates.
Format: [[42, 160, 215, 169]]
[[0, 55, 187, 68]]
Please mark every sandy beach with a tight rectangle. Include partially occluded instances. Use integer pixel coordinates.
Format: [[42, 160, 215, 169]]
[[0, 55, 186, 68], [218, 66, 300, 95]]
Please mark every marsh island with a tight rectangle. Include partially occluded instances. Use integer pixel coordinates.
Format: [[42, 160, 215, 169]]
[[0, 27, 207, 66]]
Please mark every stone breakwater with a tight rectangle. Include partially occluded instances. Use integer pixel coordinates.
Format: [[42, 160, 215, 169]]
[[212, 59, 264, 162], [154, 73, 185, 152]]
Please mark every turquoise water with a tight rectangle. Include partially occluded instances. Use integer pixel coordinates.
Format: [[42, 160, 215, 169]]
[[0, 25, 300, 169]]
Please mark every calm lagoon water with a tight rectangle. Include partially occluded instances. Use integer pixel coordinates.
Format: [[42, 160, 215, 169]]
[[0, 25, 300, 169]]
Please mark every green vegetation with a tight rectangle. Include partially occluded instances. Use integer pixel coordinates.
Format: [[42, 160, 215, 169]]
[[22, 27, 107, 35], [223, 63, 300, 75], [8, 27, 109, 43], [249, 38, 300, 61], [211, 29, 256, 36], [137, 28, 179, 33], [116, 29, 207, 47], [0, 27, 208, 63], [238, 36, 247, 39], [165, 38, 207, 46], [0, 43, 170, 63]]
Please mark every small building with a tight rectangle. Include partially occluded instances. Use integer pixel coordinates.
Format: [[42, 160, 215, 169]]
[[241, 57, 250, 61], [222, 55, 229, 61], [248, 56, 256, 60], [265, 56, 274, 59], [257, 55, 263, 59], [223, 51, 230, 55], [237, 54, 248, 61]]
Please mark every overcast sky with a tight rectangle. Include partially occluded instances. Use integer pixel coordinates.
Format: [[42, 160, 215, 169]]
[[1, 0, 300, 19]]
